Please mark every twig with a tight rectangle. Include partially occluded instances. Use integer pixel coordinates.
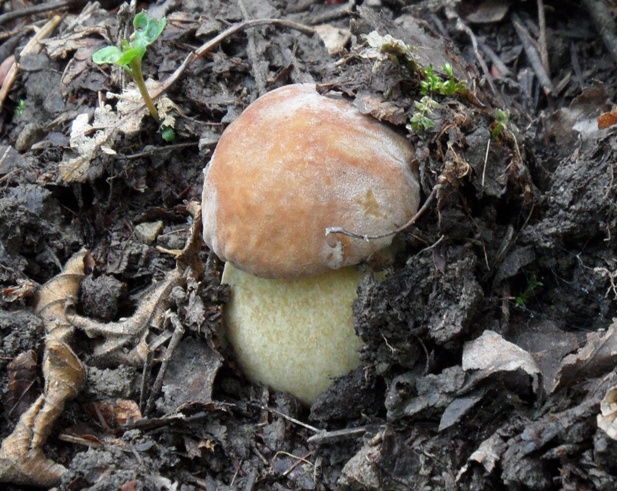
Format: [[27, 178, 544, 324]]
[[455, 18, 504, 108], [511, 13, 554, 96], [536, 0, 550, 76], [307, 426, 369, 445], [581, 0, 617, 65], [0, 0, 69, 26], [482, 137, 490, 192], [249, 402, 321, 434], [326, 184, 441, 241], [0, 15, 63, 112], [478, 39, 512, 78], [145, 313, 185, 415]]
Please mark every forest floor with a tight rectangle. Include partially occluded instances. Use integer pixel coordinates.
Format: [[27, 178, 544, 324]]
[[2, 0, 617, 489]]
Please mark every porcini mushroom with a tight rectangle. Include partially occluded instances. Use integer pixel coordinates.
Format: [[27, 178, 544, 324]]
[[202, 83, 420, 405]]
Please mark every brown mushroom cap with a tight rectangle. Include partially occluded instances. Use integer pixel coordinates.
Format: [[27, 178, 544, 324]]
[[202, 83, 420, 279]]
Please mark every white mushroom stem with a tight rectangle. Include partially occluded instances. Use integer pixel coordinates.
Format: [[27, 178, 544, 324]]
[[222, 262, 365, 405]]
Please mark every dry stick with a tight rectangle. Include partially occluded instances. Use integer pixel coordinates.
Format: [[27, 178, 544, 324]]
[[511, 13, 554, 96], [455, 18, 505, 108], [0, 15, 63, 112], [581, 0, 617, 65], [326, 184, 441, 241], [145, 313, 185, 416], [478, 39, 512, 78], [0, 0, 69, 26], [536, 0, 550, 77]]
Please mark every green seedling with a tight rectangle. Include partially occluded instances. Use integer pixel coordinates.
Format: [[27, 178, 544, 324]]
[[408, 96, 440, 133], [161, 126, 175, 142], [421, 63, 467, 97], [92, 12, 166, 124], [515, 275, 544, 307], [491, 108, 510, 140], [14, 99, 25, 118]]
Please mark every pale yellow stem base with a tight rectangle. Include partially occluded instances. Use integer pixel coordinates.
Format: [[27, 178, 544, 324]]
[[222, 263, 365, 405]]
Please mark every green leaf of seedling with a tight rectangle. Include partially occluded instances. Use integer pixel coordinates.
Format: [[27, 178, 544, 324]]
[[133, 12, 166, 49], [92, 45, 125, 65], [161, 126, 176, 142]]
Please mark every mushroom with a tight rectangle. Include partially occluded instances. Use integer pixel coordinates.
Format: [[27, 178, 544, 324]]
[[202, 83, 420, 405]]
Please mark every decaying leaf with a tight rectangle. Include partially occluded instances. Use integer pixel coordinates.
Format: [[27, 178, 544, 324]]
[[6, 350, 39, 419], [84, 399, 142, 429], [0, 250, 87, 487], [313, 24, 351, 55], [462, 330, 541, 392], [59, 79, 175, 183], [598, 385, 617, 439], [553, 321, 617, 392], [353, 92, 407, 125], [157, 337, 223, 414], [466, 0, 511, 24], [597, 108, 617, 129], [2, 279, 35, 303]]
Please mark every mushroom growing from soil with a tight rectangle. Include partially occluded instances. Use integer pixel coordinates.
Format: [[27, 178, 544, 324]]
[[202, 83, 420, 405]]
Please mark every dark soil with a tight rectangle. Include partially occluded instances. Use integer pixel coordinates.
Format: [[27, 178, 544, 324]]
[[2, 0, 617, 489]]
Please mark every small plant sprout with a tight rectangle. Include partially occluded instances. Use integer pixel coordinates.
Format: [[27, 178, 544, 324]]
[[515, 274, 544, 307], [14, 99, 25, 118], [491, 108, 510, 140], [92, 12, 166, 124], [408, 95, 440, 133], [420, 63, 467, 97]]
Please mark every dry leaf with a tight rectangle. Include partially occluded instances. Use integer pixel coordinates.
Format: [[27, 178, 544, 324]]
[[598, 385, 617, 439], [552, 322, 617, 392], [597, 109, 617, 129]]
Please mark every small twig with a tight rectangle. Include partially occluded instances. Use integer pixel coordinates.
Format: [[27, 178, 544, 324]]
[[581, 0, 617, 65], [478, 39, 512, 78], [249, 402, 321, 434], [307, 0, 355, 25], [511, 13, 554, 96], [455, 18, 504, 107], [482, 137, 490, 192], [537, 0, 550, 76], [325, 184, 441, 241], [0, 0, 69, 26], [116, 141, 198, 160], [307, 426, 369, 445], [145, 313, 185, 415], [280, 450, 315, 476], [0, 15, 63, 112]]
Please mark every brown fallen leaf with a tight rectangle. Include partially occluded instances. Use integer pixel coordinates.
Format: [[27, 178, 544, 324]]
[[84, 399, 142, 429], [552, 321, 617, 392], [597, 108, 617, 129], [0, 250, 87, 487], [598, 385, 617, 439], [6, 350, 39, 419]]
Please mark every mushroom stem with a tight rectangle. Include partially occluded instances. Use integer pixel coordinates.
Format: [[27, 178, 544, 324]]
[[222, 263, 365, 405]]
